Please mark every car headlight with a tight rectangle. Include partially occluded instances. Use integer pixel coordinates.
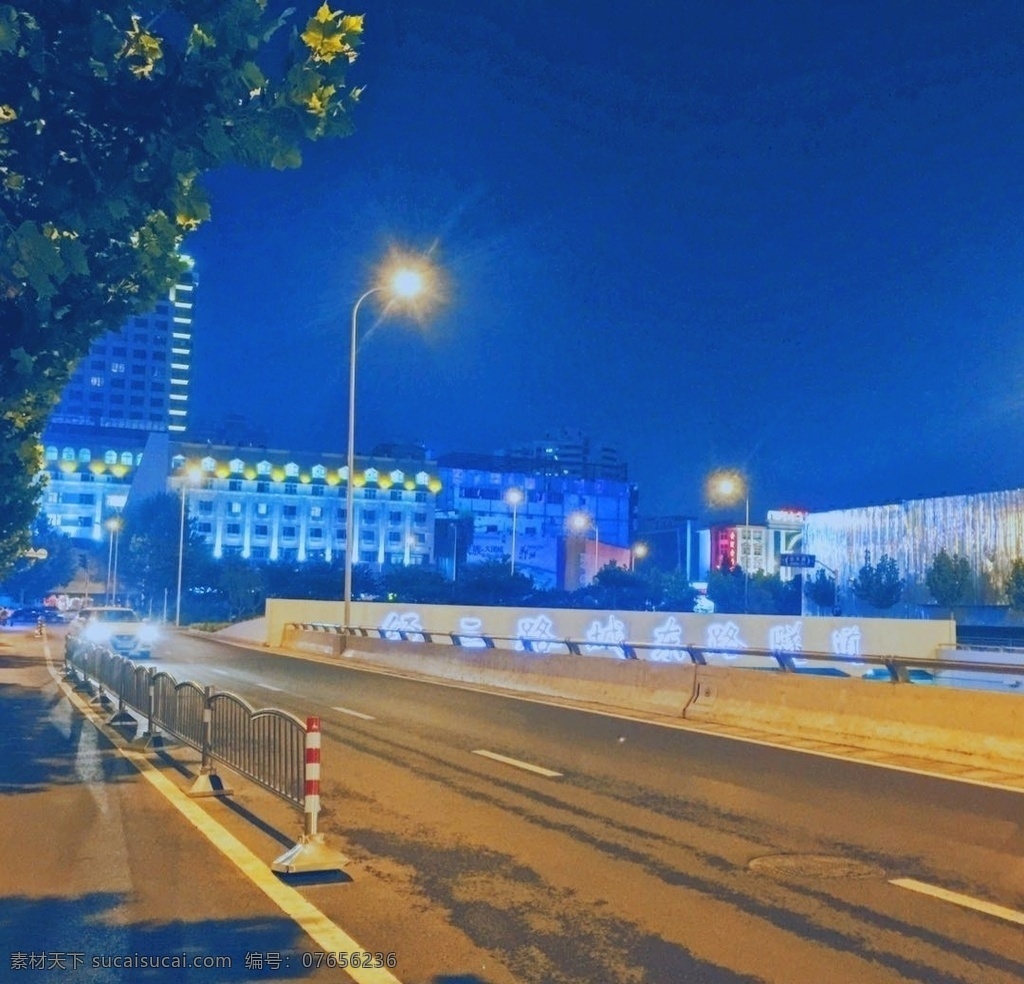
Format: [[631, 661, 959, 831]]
[[82, 623, 110, 642], [138, 624, 160, 644]]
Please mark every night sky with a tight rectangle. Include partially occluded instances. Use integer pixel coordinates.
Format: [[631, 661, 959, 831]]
[[184, 1, 1024, 520]]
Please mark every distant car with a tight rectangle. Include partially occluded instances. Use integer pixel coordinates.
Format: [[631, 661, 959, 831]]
[[2, 606, 65, 626], [66, 606, 160, 659]]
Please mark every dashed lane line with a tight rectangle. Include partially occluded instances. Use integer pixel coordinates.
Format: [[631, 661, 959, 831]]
[[472, 749, 562, 777], [890, 878, 1024, 926], [333, 706, 376, 721]]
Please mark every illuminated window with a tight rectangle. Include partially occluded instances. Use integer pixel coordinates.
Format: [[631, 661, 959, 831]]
[[201, 456, 216, 472], [120, 452, 133, 466], [45, 446, 58, 462], [229, 458, 244, 473], [105, 450, 118, 464], [62, 447, 75, 461], [365, 468, 379, 483], [285, 462, 299, 477], [256, 502, 268, 516], [78, 448, 91, 462], [257, 460, 271, 475], [312, 464, 326, 479]]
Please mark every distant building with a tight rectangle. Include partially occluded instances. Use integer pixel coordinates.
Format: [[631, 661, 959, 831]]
[[501, 428, 628, 481], [436, 452, 636, 589], [48, 257, 196, 436]]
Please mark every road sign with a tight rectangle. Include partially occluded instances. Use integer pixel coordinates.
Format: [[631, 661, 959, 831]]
[[780, 552, 816, 568]]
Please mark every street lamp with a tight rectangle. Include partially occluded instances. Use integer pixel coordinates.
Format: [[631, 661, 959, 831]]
[[707, 469, 751, 612], [175, 466, 202, 626], [631, 541, 648, 572], [105, 516, 122, 604], [505, 487, 524, 575], [567, 510, 599, 584], [343, 253, 435, 631]]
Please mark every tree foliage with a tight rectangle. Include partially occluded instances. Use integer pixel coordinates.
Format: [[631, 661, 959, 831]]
[[0, 1, 365, 576], [0, 514, 76, 603], [850, 551, 904, 610], [1006, 559, 1024, 613], [924, 548, 972, 609], [804, 567, 838, 612]]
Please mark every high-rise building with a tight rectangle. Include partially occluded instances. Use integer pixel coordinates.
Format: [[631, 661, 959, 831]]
[[501, 428, 628, 481], [48, 257, 196, 435]]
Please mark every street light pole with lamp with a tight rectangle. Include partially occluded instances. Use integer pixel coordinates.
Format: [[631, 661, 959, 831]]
[[105, 516, 122, 604], [505, 487, 524, 575], [567, 510, 599, 585], [175, 467, 202, 626], [343, 254, 437, 631], [630, 541, 648, 572], [706, 469, 751, 612]]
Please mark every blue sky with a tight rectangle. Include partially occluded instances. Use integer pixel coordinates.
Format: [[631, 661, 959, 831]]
[[185, 1, 1024, 519]]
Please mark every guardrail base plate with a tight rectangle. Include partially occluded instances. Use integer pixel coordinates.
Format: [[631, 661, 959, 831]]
[[272, 834, 350, 875]]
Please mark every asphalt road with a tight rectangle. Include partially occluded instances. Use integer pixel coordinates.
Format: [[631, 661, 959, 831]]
[[136, 630, 1024, 984]]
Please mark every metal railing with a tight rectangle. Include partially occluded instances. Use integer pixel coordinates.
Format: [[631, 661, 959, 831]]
[[65, 642, 306, 806], [286, 621, 1024, 690]]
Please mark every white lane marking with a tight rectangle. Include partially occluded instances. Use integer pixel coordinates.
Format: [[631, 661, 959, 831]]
[[47, 649, 403, 984], [472, 749, 562, 778], [891, 878, 1024, 926], [333, 705, 376, 721]]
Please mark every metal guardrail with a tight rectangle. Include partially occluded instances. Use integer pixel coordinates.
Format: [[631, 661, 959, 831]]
[[287, 621, 1024, 688], [62, 637, 347, 873], [66, 642, 306, 805]]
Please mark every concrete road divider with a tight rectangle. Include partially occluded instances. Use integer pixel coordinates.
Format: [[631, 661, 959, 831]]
[[685, 665, 1024, 771]]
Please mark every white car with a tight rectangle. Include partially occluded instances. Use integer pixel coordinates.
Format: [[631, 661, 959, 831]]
[[66, 606, 161, 659]]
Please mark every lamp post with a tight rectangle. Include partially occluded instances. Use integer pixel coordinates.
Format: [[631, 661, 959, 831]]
[[707, 470, 751, 612], [343, 255, 434, 631], [631, 541, 648, 572], [105, 516, 122, 605], [175, 467, 201, 626], [567, 510, 599, 585], [505, 487, 524, 575]]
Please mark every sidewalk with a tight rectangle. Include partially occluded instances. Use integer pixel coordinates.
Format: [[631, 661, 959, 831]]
[[0, 629, 361, 983]]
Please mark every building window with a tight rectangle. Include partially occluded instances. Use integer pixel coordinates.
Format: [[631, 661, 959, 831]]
[[283, 505, 297, 518], [45, 446, 58, 461], [312, 464, 326, 479], [360, 531, 375, 544], [90, 375, 104, 387], [254, 524, 269, 537], [256, 502, 268, 516], [390, 490, 403, 501], [62, 447, 75, 461], [284, 483, 297, 495], [285, 462, 299, 477], [111, 362, 125, 374], [228, 479, 242, 491], [120, 452, 133, 465], [310, 506, 323, 519], [413, 512, 427, 525], [360, 550, 376, 563], [363, 510, 376, 523], [282, 526, 297, 539], [312, 485, 324, 497], [309, 527, 323, 540], [229, 501, 242, 515], [363, 488, 377, 500], [389, 511, 402, 524], [256, 482, 269, 494], [415, 492, 427, 502], [387, 531, 402, 544], [78, 448, 91, 462], [226, 523, 241, 536], [104, 450, 118, 464], [198, 522, 212, 534], [257, 460, 271, 476], [198, 501, 213, 514]]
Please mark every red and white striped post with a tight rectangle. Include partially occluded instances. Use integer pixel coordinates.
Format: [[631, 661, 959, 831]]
[[303, 716, 321, 838], [272, 714, 349, 874]]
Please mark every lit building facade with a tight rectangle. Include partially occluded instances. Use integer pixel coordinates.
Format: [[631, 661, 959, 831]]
[[436, 453, 637, 589], [169, 443, 440, 565], [803, 489, 1024, 604], [501, 428, 628, 481], [48, 257, 196, 435]]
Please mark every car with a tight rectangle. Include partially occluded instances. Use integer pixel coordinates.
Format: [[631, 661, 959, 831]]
[[2, 606, 66, 627], [66, 606, 161, 659]]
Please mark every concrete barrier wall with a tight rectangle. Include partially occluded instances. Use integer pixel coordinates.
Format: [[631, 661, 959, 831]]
[[265, 598, 955, 661], [281, 627, 696, 717], [277, 627, 1023, 771], [685, 665, 1024, 770]]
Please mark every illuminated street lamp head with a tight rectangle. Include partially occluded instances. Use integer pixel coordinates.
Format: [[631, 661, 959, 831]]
[[706, 469, 746, 507], [505, 487, 524, 508], [390, 267, 424, 299], [105, 516, 122, 533], [567, 510, 593, 534], [633, 542, 649, 560]]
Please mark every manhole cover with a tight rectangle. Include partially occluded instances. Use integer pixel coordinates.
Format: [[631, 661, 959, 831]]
[[748, 854, 886, 879]]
